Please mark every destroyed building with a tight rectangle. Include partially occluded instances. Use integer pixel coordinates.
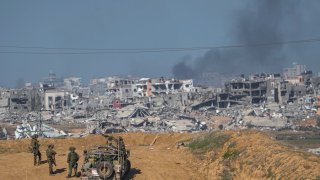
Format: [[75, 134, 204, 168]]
[[134, 78, 194, 97], [216, 70, 317, 108], [283, 64, 306, 80], [89, 78, 108, 96], [43, 89, 67, 111], [39, 71, 64, 90], [2, 65, 320, 138], [105, 77, 135, 101], [201, 73, 279, 109], [63, 77, 81, 91], [9, 88, 42, 112], [223, 78, 268, 106], [0, 88, 10, 115]]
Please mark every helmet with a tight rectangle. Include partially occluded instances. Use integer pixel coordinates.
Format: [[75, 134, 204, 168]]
[[69, 146, 76, 151]]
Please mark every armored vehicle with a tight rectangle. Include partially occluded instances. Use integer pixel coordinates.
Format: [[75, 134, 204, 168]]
[[80, 135, 131, 180]]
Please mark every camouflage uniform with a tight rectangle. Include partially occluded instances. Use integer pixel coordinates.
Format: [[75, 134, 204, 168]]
[[104, 135, 123, 151], [83, 150, 89, 163], [119, 137, 125, 151], [46, 144, 57, 176], [67, 146, 79, 178], [31, 135, 41, 166]]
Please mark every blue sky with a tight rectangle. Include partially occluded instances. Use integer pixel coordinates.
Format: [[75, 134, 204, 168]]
[[1, 0, 320, 87]]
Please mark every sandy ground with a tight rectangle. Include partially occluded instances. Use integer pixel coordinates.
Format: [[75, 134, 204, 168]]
[[0, 131, 319, 180], [0, 133, 201, 180]]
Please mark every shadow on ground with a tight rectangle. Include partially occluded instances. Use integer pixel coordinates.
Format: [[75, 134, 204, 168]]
[[124, 168, 142, 180], [41, 160, 48, 164], [55, 168, 66, 174]]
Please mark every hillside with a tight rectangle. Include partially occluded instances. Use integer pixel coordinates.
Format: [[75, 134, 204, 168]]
[[189, 131, 320, 180]]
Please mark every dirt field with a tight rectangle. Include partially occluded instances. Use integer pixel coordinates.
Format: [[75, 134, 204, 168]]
[[0, 131, 319, 180], [0, 133, 201, 180]]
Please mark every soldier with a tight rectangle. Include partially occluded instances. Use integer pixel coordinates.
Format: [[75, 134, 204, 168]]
[[31, 134, 41, 166], [104, 134, 120, 150], [83, 150, 89, 163], [104, 135, 114, 146], [46, 144, 57, 176], [119, 137, 126, 151], [66, 146, 79, 178]]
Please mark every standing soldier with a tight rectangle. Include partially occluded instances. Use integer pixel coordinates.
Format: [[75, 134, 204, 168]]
[[46, 144, 57, 176], [83, 150, 89, 163], [66, 146, 79, 178], [31, 134, 41, 166], [119, 137, 125, 151]]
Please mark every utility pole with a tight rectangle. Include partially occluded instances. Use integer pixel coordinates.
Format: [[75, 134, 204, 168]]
[[277, 82, 282, 105], [37, 110, 45, 137], [39, 111, 42, 137]]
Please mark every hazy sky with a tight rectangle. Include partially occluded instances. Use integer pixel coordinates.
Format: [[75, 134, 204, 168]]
[[1, 0, 320, 87]]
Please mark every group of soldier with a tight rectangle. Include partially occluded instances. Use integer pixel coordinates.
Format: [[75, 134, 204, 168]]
[[30, 134, 80, 178]]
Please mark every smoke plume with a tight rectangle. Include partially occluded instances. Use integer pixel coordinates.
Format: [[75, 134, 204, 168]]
[[172, 0, 300, 79]]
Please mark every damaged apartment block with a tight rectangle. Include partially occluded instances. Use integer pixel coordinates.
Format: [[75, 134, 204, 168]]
[[221, 79, 267, 107], [9, 89, 42, 112]]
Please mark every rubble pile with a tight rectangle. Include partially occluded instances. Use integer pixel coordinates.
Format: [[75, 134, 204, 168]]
[[0, 65, 320, 139]]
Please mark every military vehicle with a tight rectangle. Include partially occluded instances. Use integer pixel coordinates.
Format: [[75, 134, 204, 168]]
[[80, 135, 131, 180]]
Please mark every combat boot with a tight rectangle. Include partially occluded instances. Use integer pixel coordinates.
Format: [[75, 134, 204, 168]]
[[66, 175, 71, 178], [73, 168, 77, 177]]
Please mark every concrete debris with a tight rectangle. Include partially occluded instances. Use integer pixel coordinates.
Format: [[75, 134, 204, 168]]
[[0, 127, 7, 140], [0, 67, 320, 138], [14, 120, 67, 139], [308, 148, 320, 156]]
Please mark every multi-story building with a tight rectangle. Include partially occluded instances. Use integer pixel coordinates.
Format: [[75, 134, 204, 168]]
[[103, 77, 194, 99], [43, 90, 67, 111], [283, 64, 306, 79], [9, 88, 42, 112], [64, 77, 81, 91], [134, 78, 194, 97]]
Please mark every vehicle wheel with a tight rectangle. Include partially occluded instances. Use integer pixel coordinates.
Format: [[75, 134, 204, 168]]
[[125, 160, 131, 175], [96, 161, 114, 180]]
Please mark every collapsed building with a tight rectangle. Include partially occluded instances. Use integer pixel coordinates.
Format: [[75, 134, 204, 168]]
[[1, 65, 320, 139], [211, 70, 317, 109]]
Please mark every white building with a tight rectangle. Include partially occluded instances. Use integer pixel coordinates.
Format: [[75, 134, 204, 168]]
[[44, 90, 67, 111]]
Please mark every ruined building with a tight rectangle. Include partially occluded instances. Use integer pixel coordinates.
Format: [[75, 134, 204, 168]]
[[43, 89, 68, 111], [221, 78, 268, 106], [9, 89, 42, 112]]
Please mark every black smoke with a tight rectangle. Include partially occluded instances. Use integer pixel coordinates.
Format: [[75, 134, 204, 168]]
[[172, 0, 300, 79], [172, 61, 195, 79], [171, 55, 195, 79]]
